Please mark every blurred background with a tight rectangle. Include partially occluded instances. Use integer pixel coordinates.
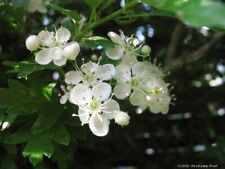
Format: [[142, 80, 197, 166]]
[[0, 0, 225, 169]]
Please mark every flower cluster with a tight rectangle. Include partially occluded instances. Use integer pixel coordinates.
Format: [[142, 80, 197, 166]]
[[106, 31, 171, 114], [26, 28, 172, 137], [26, 27, 80, 66]]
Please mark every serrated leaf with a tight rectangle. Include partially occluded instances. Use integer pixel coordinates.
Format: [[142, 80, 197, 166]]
[[23, 133, 53, 166], [3, 60, 57, 79], [51, 124, 70, 146], [5, 128, 31, 144], [29, 153, 43, 166], [82, 36, 115, 49], [143, 0, 225, 30], [31, 102, 62, 134]]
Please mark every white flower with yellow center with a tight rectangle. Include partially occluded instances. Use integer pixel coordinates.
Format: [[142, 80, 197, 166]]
[[70, 82, 120, 136], [106, 31, 141, 68], [140, 75, 171, 114], [26, 27, 80, 66], [114, 61, 171, 114], [64, 61, 116, 87], [113, 62, 149, 106]]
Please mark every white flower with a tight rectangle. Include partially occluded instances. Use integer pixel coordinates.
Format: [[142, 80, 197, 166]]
[[26, 27, 80, 66], [114, 62, 148, 103], [70, 82, 120, 136], [27, 0, 49, 14], [25, 35, 41, 51], [114, 61, 171, 114], [63, 42, 80, 60], [64, 61, 116, 87], [106, 31, 140, 68], [59, 85, 73, 104], [114, 111, 130, 126], [141, 75, 171, 114]]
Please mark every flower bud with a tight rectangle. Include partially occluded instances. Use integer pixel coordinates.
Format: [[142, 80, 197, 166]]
[[63, 42, 80, 60], [115, 111, 130, 126], [26, 35, 40, 51], [141, 45, 151, 56]]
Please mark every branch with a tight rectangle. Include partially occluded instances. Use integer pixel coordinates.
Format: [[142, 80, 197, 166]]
[[166, 32, 224, 70], [164, 23, 184, 65]]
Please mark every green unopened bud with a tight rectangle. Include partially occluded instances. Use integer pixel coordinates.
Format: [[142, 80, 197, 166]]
[[141, 45, 151, 56]]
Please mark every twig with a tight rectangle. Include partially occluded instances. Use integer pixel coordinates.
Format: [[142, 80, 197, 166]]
[[165, 23, 184, 65], [167, 33, 224, 70]]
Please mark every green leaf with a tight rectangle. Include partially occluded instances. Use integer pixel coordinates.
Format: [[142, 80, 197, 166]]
[[143, 0, 225, 30], [84, 0, 102, 9], [49, 3, 81, 21], [3, 60, 57, 79], [50, 124, 70, 146], [82, 36, 115, 49], [0, 88, 12, 108], [31, 102, 62, 134], [23, 133, 53, 166], [5, 128, 31, 144]]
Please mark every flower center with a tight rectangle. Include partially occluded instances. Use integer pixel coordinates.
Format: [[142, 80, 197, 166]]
[[88, 98, 101, 113], [83, 73, 96, 86], [149, 88, 163, 95], [130, 78, 140, 89]]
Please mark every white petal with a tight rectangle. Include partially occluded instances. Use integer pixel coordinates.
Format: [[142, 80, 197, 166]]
[[102, 99, 120, 119], [95, 64, 116, 81], [114, 83, 131, 99], [70, 84, 92, 105], [121, 54, 138, 68], [25, 35, 40, 51], [149, 104, 161, 114], [60, 93, 69, 104], [92, 82, 111, 102], [35, 49, 52, 65], [56, 27, 71, 44], [106, 46, 124, 60], [78, 108, 90, 124], [108, 32, 124, 45], [38, 30, 55, 47], [114, 65, 131, 83], [89, 113, 110, 137], [65, 71, 82, 85], [114, 111, 130, 126], [50, 47, 63, 60], [53, 57, 67, 66], [81, 62, 99, 74], [132, 62, 147, 78], [63, 42, 80, 60], [129, 89, 146, 106]]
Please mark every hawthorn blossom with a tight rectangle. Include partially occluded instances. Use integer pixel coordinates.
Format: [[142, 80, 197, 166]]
[[27, 0, 49, 14], [106, 31, 140, 67], [64, 61, 116, 87], [114, 61, 171, 114], [26, 27, 80, 66], [140, 75, 171, 114], [70, 82, 121, 136], [114, 111, 130, 126]]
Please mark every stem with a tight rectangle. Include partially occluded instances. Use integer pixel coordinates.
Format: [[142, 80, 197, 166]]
[[75, 1, 139, 41], [116, 11, 175, 20]]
